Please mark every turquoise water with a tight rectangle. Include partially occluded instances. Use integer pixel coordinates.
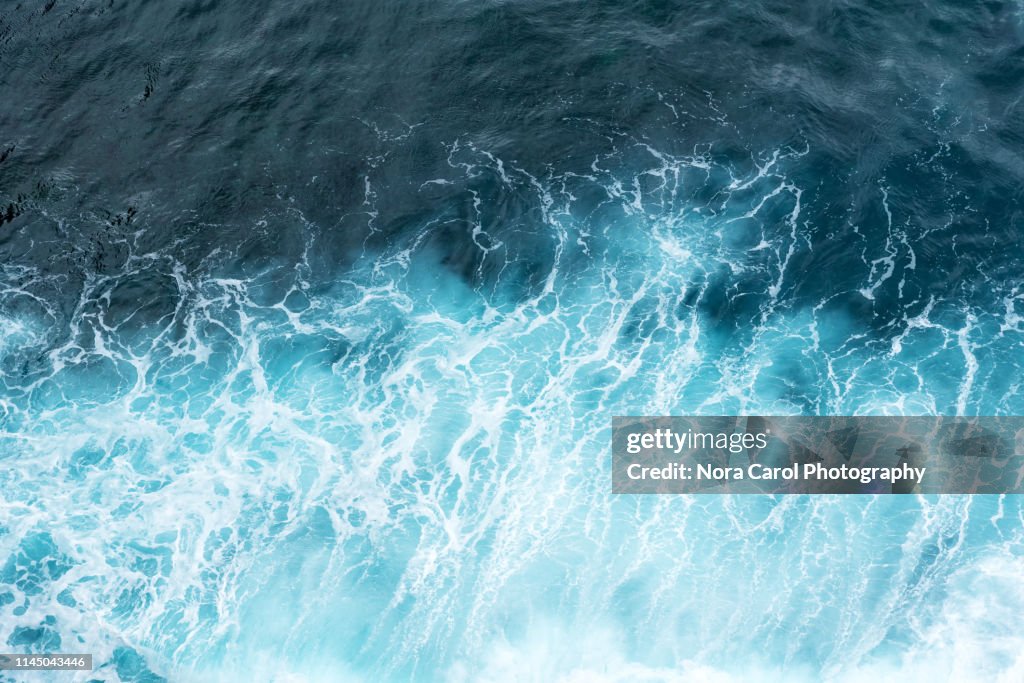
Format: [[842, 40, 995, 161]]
[[2, 1, 1024, 681]]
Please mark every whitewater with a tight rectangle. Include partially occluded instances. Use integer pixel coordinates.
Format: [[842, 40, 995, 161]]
[[2, 1, 1024, 681]]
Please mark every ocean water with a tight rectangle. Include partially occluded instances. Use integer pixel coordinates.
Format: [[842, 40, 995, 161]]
[[2, 1, 1024, 681]]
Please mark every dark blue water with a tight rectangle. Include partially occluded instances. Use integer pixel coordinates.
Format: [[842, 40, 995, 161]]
[[2, 1, 1023, 681]]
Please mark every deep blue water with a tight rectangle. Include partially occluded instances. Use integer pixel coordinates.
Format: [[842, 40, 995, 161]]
[[2, 1, 1024, 681]]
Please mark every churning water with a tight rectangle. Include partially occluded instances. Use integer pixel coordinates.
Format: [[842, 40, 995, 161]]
[[1, 1, 1023, 681]]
